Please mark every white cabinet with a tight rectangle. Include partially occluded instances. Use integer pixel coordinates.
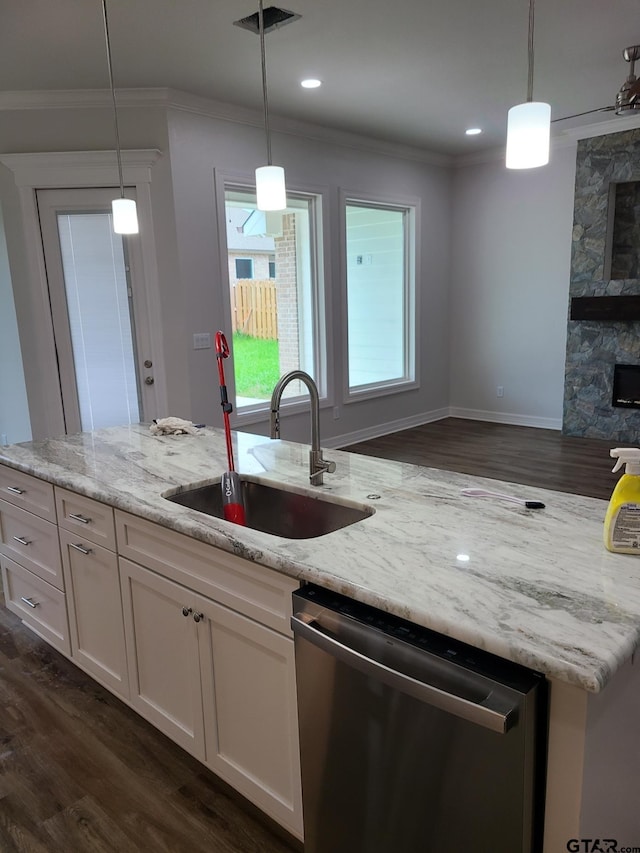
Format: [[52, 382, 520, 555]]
[[58, 490, 128, 699], [116, 511, 303, 838], [120, 557, 206, 757], [0, 466, 304, 840], [199, 594, 302, 835], [0, 469, 69, 655]]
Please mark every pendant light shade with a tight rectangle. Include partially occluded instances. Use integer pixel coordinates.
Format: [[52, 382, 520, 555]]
[[112, 198, 139, 234], [256, 165, 287, 211], [255, 0, 286, 212], [102, 0, 139, 234], [506, 101, 551, 169], [505, 0, 551, 170]]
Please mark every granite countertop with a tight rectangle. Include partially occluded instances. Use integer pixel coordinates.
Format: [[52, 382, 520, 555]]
[[1, 423, 639, 693]]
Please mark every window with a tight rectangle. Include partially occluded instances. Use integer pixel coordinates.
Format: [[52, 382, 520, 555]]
[[345, 199, 416, 395], [235, 257, 254, 279], [224, 188, 323, 410]]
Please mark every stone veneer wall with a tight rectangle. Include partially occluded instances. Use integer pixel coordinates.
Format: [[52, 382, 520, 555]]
[[563, 128, 640, 442]]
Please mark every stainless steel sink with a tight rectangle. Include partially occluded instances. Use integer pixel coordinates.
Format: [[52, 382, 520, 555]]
[[164, 478, 374, 539]]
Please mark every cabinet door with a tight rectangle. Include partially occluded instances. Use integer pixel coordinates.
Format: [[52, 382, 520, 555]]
[[196, 593, 303, 838], [60, 529, 128, 698], [119, 558, 205, 758]]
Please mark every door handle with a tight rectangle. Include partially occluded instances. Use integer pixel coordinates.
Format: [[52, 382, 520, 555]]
[[291, 614, 516, 734], [68, 513, 91, 524], [6, 486, 25, 495], [20, 596, 39, 608], [69, 542, 93, 555], [12, 536, 31, 546]]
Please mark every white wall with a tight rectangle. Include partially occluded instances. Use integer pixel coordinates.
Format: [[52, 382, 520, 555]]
[[166, 106, 452, 445], [0, 204, 31, 445], [449, 142, 577, 429]]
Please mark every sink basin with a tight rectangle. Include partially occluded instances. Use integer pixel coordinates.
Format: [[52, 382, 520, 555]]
[[164, 478, 374, 539]]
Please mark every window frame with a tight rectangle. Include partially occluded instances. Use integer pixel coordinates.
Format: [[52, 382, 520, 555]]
[[214, 172, 330, 426], [340, 189, 420, 404]]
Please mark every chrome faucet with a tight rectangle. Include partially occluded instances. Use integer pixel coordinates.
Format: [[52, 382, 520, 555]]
[[270, 370, 336, 485]]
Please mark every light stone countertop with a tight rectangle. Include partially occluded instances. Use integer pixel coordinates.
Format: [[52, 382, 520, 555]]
[[1, 423, 639, 693]]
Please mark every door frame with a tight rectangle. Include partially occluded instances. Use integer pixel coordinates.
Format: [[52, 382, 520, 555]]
[[0, 149, 166, 439], [37, 187, 157, 433]]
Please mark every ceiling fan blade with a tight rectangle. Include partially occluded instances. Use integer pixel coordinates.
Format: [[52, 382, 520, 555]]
[[551, 105, 615, 123]]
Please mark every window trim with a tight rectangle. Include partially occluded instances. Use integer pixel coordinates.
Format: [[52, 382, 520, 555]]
[[213, 171, 331, 426], [340, 189, 420, 404]]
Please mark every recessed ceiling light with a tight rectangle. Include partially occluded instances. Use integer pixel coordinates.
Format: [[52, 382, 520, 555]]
[[301, 78, 322, 89], [465, 128, 482, 136], [456, 553, 471, 562]]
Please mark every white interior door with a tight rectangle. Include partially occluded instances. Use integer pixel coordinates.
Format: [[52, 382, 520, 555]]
[[37, 188, 158, 433]]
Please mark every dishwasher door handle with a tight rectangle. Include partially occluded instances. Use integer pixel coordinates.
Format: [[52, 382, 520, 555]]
[[292, 614, 515, 734]]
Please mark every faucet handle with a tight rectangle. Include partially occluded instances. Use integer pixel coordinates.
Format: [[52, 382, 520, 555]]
[[310, 450, 336, 485]]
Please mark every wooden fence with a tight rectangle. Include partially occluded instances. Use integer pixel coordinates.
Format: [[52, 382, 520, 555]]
[[232, 279, 278, 339]]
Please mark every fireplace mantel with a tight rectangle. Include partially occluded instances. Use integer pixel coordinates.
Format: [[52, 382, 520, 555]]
[[570, 294, 640, 321]]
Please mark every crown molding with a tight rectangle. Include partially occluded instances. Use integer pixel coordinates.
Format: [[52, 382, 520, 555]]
[[0, 87, 452, 169], [0, 149, 162, 187]]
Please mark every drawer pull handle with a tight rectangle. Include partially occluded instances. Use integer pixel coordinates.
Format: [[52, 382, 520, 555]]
[[70, 542, 93, 555], [69, 513, 91, 524], [20, 596, 39, 608], [13, 536, 31, 546], [7, 486, 25, 495]]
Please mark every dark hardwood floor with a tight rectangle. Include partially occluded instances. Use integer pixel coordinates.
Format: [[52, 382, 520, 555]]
[[345, 417, 623, 501], [0, 592, 299, 853], [0, 418, 627, 852]]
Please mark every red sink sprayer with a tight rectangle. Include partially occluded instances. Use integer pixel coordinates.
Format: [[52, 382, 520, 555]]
[[214, 331, 246, 526]]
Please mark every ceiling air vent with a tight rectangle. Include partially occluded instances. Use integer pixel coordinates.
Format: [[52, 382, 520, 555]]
[[233, 6, 301, 35]]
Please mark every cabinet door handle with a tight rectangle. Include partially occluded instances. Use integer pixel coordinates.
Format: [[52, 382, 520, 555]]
[[20, 596, 39, 608], [69, 542, 93, 555], [193, 612, 205, 623], [68, 513, 91, 524], [182, 607, 193, 617], [7, 486, 25, 495], [13, 536, 31, 546]]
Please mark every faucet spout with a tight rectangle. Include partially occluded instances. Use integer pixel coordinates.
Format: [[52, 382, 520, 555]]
[[270, 371, 336, 485]]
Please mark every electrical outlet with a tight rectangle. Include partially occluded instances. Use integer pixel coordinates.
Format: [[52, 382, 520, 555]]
[[333, 407, 340, 420], [193, 333, 211, 350], [497, 386, 504, 398]]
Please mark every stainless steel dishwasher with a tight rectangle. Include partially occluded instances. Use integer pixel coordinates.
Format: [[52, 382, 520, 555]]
[[292, 585, 547, 853]]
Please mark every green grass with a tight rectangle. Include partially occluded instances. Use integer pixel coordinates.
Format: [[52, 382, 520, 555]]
[[232, 333, 280, 399]]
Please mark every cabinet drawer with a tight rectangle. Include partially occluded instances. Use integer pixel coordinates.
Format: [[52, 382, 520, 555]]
[[0, 499, 63, 590], [56, 488, 116, 551], [115, 510, 299, 636], [0, 466, 56, 522], [1, 555, 70, 655]]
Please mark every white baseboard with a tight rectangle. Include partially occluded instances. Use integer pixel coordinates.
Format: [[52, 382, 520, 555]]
[[329, 408, 450, 449], [448, 407, 562, 431]]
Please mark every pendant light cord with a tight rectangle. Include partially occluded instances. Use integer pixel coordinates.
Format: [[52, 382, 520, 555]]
[[526, 0, 535, 102], [258, 0, 272, 166], [101, 0, 125, 199]]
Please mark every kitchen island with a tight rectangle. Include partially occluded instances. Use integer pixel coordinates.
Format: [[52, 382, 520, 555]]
[[1, 424, 639, 848]]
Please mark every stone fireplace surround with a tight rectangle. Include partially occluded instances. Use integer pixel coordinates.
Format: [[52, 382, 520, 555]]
[[563, 127, 640, 443]]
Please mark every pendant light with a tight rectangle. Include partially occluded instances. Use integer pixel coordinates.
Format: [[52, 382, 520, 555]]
[[101, 0, 139, 233], [255, 0, 287, 211], [506, 0, 551, 170]]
